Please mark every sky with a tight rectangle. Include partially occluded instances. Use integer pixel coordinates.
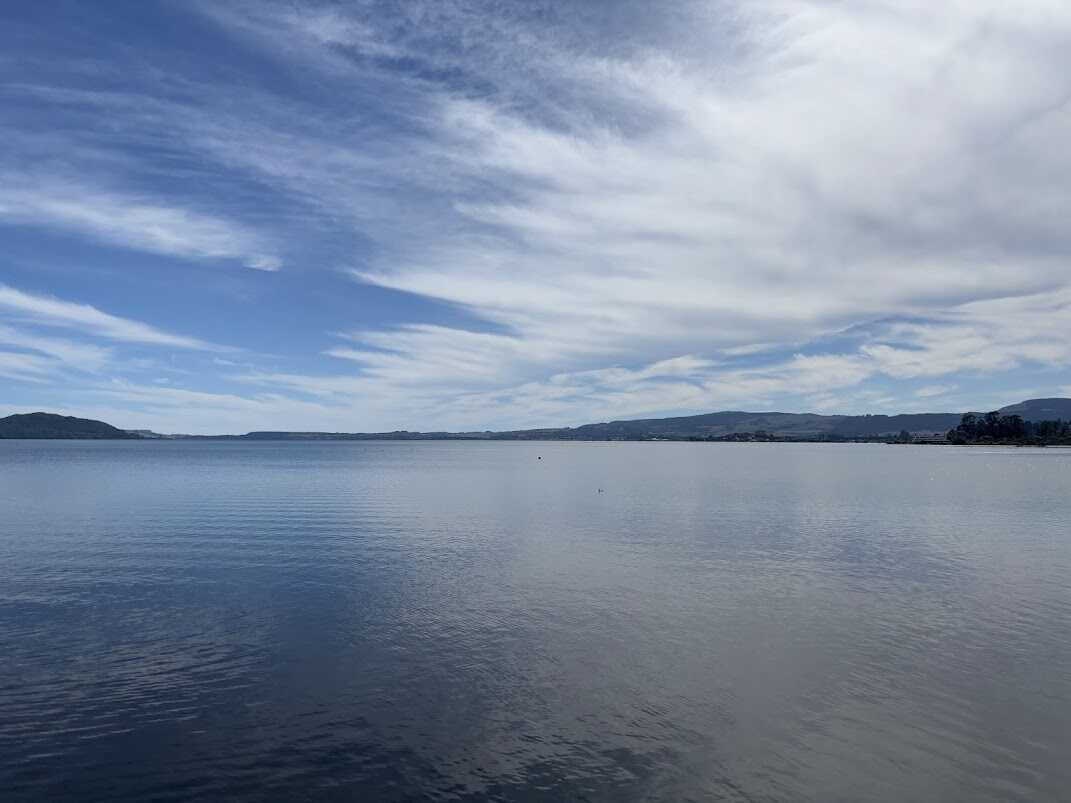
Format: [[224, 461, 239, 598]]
[[2, 0, 1071, 434]]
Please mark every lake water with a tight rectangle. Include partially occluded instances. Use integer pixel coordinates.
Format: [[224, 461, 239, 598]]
[[1, 440, 1069, 802]]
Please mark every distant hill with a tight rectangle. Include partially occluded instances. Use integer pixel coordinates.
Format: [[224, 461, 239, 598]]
[[4, 398, 1068, 440], [0, 412, 139, 439], [498, 398, 1070, 440], [997, 398, 1071, 421], [495, 410, 962, 440]]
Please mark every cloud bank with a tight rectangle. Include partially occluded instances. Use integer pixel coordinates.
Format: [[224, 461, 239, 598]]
[[2, 1, 1071, 430]]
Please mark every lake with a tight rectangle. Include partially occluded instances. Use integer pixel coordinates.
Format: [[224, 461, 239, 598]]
[[1, 440, 1069, 801]]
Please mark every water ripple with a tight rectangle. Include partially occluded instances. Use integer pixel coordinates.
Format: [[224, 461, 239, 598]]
[[1, 440, 1069, 801]]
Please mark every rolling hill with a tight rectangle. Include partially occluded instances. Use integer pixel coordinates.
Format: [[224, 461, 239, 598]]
[[997, 398, 1071, 421], [0, 412, 140, 439], [496, 410, 964, 440], [2, 398, 1069, 440]]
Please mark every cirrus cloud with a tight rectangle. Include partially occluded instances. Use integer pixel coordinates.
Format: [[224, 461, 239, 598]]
[[3, 1, 1071, 430]]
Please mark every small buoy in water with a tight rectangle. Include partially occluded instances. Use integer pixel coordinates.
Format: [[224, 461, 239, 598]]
[[537, 456, 542, 460]]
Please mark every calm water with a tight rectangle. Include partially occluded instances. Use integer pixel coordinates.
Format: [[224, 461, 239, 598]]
[[1, 441, 1069, 802]]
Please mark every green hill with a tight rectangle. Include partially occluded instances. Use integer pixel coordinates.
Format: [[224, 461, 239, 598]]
[[4, 398, 1068, 440], [0, 412, 139, 439], [997, 398, 1071, 421], [495, 410, 962, 440]]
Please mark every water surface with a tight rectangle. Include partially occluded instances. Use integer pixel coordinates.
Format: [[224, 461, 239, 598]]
[[1, 441, 1069, 801]]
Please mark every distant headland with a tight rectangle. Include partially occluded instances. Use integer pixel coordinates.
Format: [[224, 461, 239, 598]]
[[0, 412, 140, 439], [3, 398, 1071, 444]]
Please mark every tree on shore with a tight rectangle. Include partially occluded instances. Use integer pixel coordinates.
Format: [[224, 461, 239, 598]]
[[948, 412, 1071, 444]]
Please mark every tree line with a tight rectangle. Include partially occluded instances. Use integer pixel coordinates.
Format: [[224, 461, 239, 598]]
[[947, 412, 1071, 445]]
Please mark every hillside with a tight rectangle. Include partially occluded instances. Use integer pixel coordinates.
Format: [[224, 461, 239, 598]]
[[495, 410, 962, 440], [499, 398, 1070, 440], [0, 412, 139, 439], [997, 398, 1071, 421], [4, 398, 1069, 440]]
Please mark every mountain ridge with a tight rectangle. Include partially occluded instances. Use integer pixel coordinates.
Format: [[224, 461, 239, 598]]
[[3, 398, 1069, 440]]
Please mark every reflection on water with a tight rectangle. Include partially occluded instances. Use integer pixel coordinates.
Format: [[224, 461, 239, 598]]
[[1, 441, 1069, 801]]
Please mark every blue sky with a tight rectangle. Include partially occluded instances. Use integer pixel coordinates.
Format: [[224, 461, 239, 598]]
[[2, 1, 1070, 433]]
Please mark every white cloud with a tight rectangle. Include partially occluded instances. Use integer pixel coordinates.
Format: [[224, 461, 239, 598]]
[[0, 324, 112, 371], [80, 380, 364, 434], [0, 284, 219, 350], [245, 255, 283, 272], [915, 385, 956, 399], [862, 289, 1071, 379], [233, 347, 873, 431], [0, 351, 55, 383], [196, 0, 1071, 421], [6, 1, 1071, 428], [0, 177, 281, 270]]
